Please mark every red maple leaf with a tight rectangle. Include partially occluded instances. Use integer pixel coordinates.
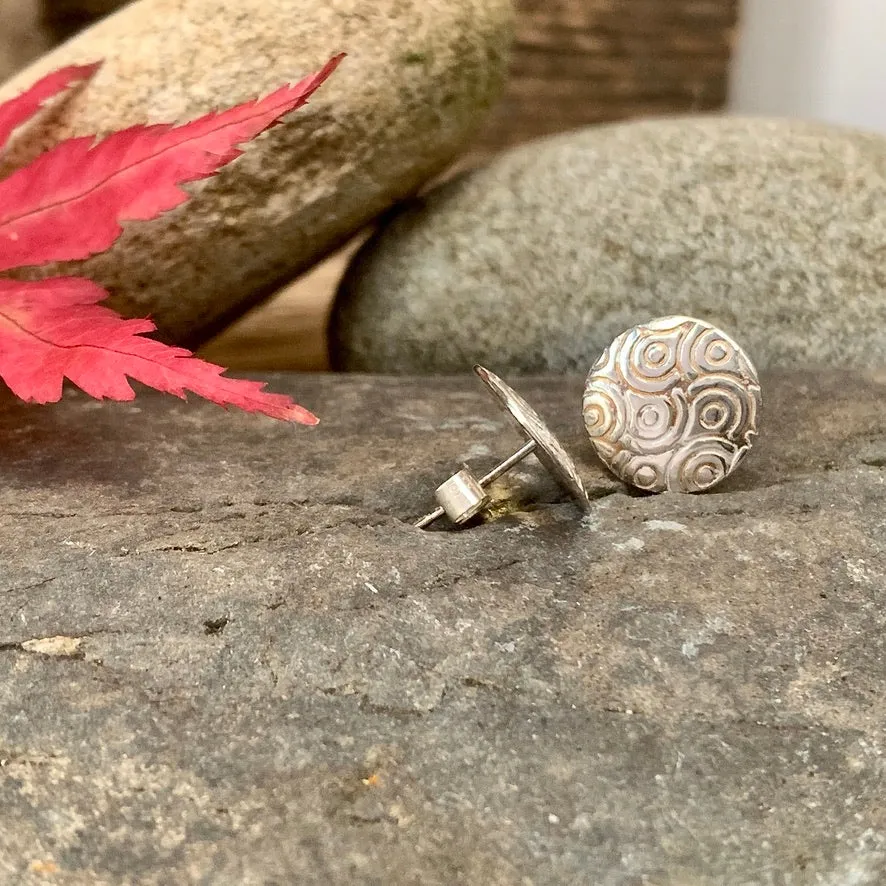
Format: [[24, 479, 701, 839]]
[[0, 54, 344, 423]]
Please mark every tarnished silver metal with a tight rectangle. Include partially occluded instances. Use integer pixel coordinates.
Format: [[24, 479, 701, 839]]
[[583, 315, 761, 494], [475, 365, 590, 506], [415, 365, 590, 529]]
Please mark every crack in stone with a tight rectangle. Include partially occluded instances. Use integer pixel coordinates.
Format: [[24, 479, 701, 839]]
[[0, 576, 55, 595], [137, 540, 245, 555]]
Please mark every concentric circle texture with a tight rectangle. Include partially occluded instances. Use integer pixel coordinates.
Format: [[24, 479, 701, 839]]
[[583, 316, 761, 493]]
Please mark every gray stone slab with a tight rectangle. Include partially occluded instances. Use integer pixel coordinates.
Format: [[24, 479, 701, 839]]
[[1, 371, 885, 885]]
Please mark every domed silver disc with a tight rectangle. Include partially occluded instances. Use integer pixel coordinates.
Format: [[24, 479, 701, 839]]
[[582, 316, 761, 493]]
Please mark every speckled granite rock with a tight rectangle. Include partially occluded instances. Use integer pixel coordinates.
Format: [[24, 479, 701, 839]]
[[1, 370, 886, 884], [331, 116, 886, 374], [0, 0, 513, 346]]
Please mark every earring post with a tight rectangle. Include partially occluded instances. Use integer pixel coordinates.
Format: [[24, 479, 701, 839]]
[[477, 439, 537, 486], [414, 439, 538, 529], [414, 505, 445, 530]]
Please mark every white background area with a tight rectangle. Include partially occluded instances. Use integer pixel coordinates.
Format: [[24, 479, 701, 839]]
[[730, 0, 886, 133]]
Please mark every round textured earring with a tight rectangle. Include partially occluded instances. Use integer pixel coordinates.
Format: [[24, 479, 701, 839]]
[[582, 316, 761, 493]]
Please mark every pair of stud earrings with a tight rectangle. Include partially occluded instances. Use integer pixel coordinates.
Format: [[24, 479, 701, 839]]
[[415, 316, 762, 529]]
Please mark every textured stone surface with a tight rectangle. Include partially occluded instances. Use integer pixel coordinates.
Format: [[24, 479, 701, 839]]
[[1, 370, 886, 884], [331, 116, 886, 374], [0, 0, 512, 346]]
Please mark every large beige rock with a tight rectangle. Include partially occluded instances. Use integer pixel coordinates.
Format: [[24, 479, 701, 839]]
[[0, 0, 513, 345]]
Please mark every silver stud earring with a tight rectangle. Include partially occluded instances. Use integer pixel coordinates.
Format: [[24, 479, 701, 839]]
[[582, 316, 761, 493], [416, 365, 590, 529]]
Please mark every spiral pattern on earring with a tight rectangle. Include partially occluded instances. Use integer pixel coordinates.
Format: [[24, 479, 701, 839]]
[[582, 316, 761, 493], [582, 378, 627, 441]]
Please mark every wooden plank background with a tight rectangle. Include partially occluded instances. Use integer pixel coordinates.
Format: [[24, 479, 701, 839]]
[[0, 0, 50, 81], [475, 0, 738, 154], [7, 0, 740, 370]]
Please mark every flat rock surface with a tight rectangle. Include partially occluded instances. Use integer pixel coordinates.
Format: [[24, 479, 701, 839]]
[[1, 371, 885, 884]]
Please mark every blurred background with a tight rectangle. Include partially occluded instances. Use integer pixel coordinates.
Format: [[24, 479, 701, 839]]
[[2, 0, 884, 370]]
